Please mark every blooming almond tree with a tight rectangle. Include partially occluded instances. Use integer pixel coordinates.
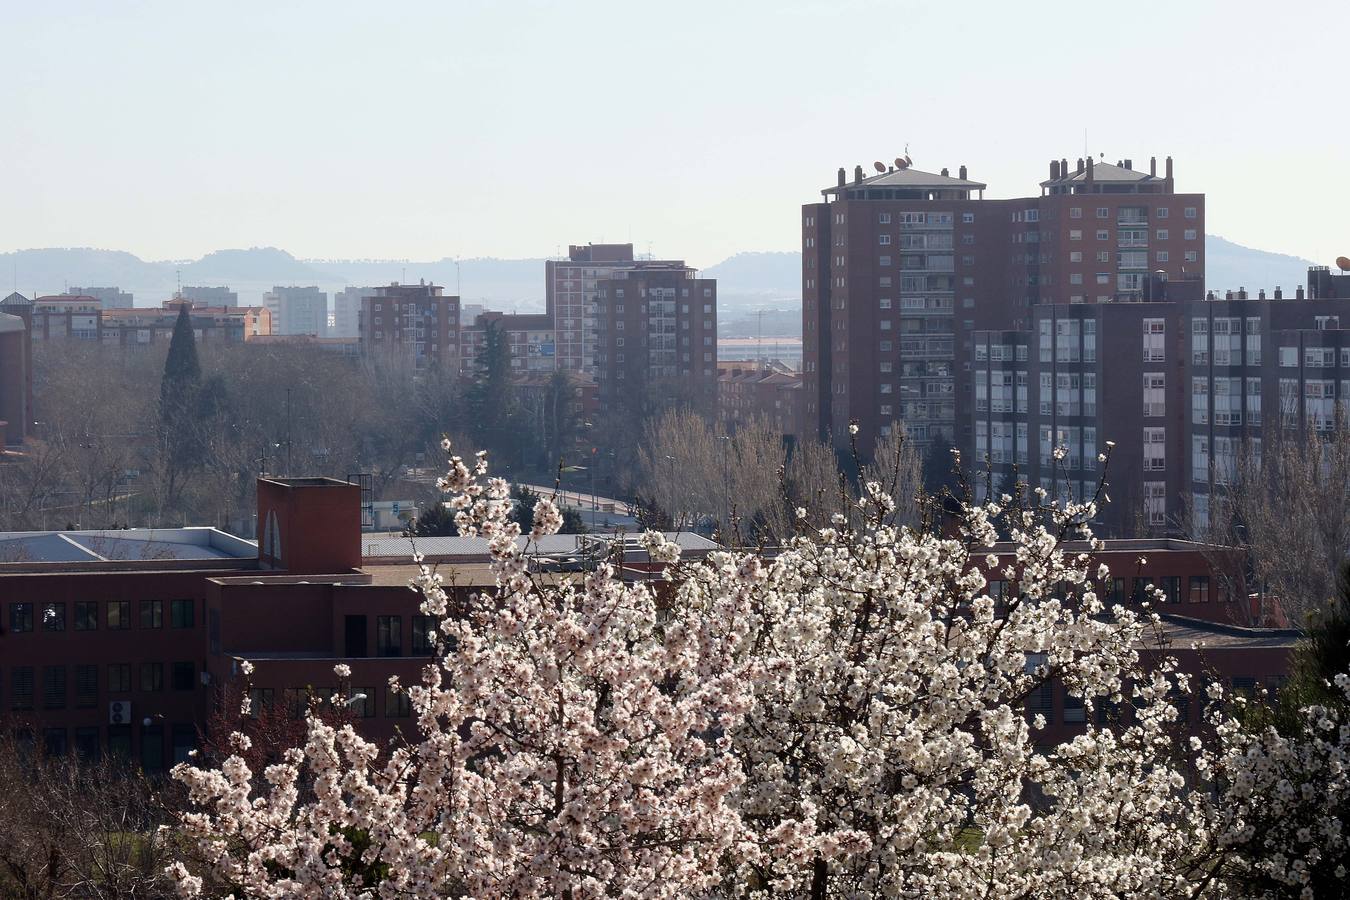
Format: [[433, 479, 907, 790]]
[[169, 446, 770, 898]]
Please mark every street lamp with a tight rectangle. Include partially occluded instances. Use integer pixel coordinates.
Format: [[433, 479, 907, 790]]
[[719, 435, 731, 535]]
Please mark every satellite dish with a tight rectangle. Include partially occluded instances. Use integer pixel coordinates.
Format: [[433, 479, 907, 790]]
[[894, 157, 904, 168], [874, 161, 886, 173], [1337, 256, 1350, 272], [897, 159, 910, 170]]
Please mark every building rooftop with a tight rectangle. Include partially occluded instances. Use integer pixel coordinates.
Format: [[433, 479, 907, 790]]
[[0, 292, 31, 307], [0, 527, 258, 567], [824, 166, 986, 196], [1040, 160, 1164, 188], [361, 531, 720, 564]]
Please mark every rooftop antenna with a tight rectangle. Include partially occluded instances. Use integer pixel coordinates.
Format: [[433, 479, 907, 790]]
[[176, 269, 181, 298]]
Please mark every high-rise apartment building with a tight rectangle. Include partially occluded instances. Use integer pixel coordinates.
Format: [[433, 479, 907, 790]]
[[545, 244, 693, 374], [592, 265, 718, 416], [458, 312, 555, 377], [802, 155, 1203, 457], [180, 286, 238, 307], [358, 283, 461, 370], [972, 267, 1350, 536], [331, 286, 371, 339], [263, 286, 328, 336], [71, 286, 133, 308]]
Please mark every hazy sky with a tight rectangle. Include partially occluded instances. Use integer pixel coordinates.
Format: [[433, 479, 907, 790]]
[[2, 0, 1346, 268]]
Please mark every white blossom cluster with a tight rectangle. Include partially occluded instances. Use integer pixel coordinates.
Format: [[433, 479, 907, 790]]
[[168, 443, 1350, 898]]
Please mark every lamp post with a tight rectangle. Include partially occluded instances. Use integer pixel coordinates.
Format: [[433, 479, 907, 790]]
[[719, 434, 731, 535]]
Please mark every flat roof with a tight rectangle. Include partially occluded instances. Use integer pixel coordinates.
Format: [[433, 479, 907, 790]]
[[0, 527, 258, 566], [362, 531, 720, 564]]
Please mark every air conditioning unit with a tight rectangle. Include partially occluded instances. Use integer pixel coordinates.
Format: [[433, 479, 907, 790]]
[[109, 700, 132, 725]]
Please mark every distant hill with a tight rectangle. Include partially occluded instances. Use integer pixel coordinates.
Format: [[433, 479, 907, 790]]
[[0, 237, 1322, 316], [1204, 235, 1317, 295]]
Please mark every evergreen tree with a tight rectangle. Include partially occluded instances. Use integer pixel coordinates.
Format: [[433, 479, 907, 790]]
[[466, 320, 521, 466], [921, 435, 960, 496], [403, 501, 458, 537], [160, 304, 201, 432]]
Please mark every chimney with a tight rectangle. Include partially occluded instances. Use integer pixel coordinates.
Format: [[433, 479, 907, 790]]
[[837, 167, 846, 187], [1077, 158, 1085, 174], [1085, 157, 1094, 183], [1275, 286, 1284, 300], [1050, 160, 1060, 180], [1239, 287, 1247, 300], [1164, 155, 1174, 192], [1297, 286, 1306, 301], [941, 167, 949, 176], [854, 165, 864, 184], [1258, 289, 1267, 300], [958, 164, 968, 180], [1165, 156, 1174, 179], [1225, 291, 1234, 300], [1207, 291, 1216, 301], [1061, 157, 1068, 177], [1150, 156, 1157, 177], [1124, 158, 1133, 170]]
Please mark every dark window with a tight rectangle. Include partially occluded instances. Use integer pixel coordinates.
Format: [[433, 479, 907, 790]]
[[74, 601, 98, 631], [384, 685, 410, 717], [284, 688, 309, 720], [141, 600, 163, 629], [107, 600, 131, 629], [352, 687, 376, 718], [9, 603, 33, 633], [1063, 690, 1086, 724], [1159, 576, 1181, 604], [1188, 575, 1210, 603], [1232, 676, 1258, 699], [42, 602, 66, 632], [1109, 578, 1126, 605], [1132, 577, 1155, 604], [75, 664, 98, 708], [209, 609, 221, 654], [412, 615, 438, 655], [44, 728, 68, 757], [171, 661, 195, 692], [1170, 688, 1191, 725], [987, 580, 1007, 602], [141, 724, 164, 773], [11, 667, 34, 710], [246, 687, 274, 716], [1095, 699, 1120, 727], [107, 726, 132, 760], [171, 724, 195, 765], [170, 599, 194, 629], [344, 615, 367, 657], [108, 664, 131, 693], [140, 662, 163, 692], [75, 726, 101, 764], [377, 616, 402, 657], [43, 666, 67, 709]]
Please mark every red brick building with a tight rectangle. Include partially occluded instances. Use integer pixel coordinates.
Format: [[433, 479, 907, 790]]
[[0, 292, 34, 446], [718, 361, 803, 444], [358, 282, 461, 370]]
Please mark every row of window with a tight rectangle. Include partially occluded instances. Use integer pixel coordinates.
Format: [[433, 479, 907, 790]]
[[18, 722, 196, 771], [6, 599, 194, 633], [245, 685, 411, 719], [4, 661, 197, 709]]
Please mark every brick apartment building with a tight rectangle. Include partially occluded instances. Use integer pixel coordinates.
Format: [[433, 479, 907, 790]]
[[459, 311, 556, 377], [802, 155, 1204, 458], [358, 282, 461, 370], [973, 266, 1350, 535], [592, 264, 719, 416], [23, 296, 271, 345], [718, 361, 804, 445]]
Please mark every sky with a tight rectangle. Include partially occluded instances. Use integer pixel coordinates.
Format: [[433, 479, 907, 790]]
[[2, 0, 1347, 268]]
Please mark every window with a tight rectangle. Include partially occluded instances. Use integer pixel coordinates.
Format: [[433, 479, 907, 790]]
[[1184, 229, 1197, 240], [1070, 207, 1082, 219], [172, 661, 195, 691], [1185, 250, 1198, 262], [9, 602, 33, 633], [1143, 318, 1165, 362], [1069, 229, 1082, 241], [878, 212, 891, 224], [141, 600, 163, 628], [1156, 229, 1169, 241], [1096, 207, 1109, 219], [75, 601, 98, 631], [1184, 207, 1197, 219], [108, 663, 131, 693], [141, 662, 163, 692], [351, 688, 376, 717], [43, 602, 66, 632], [75, 664, 97, 707], [1156, 207, 1169, 219], [412, 615, 438, 655], [1096, 230, 1109, 241], [107, 600, 130, 629], [1024, 653, 1052, 722], [1144, 481, 1166, 525], [1189, 576, 1210, 603], [1156, 251, 1169, 263], [1159, 576, 1181, 604], [878, 234, 891, 245], [1144, 374, 1166, 417], [1143, 428, 1166, 470], [11, 667, 34, 710], [377, 616, 402, 657], [962, 212, 975, 223], [1069, 251, 1082, 263], [43, 666, 67, 709], [385, 685, 411, 717], [1063, 689, 1086, 724], [171, 599, 194, 629]]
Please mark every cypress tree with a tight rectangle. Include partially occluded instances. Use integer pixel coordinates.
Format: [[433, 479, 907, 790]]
[[160, 304, 202, 472]]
